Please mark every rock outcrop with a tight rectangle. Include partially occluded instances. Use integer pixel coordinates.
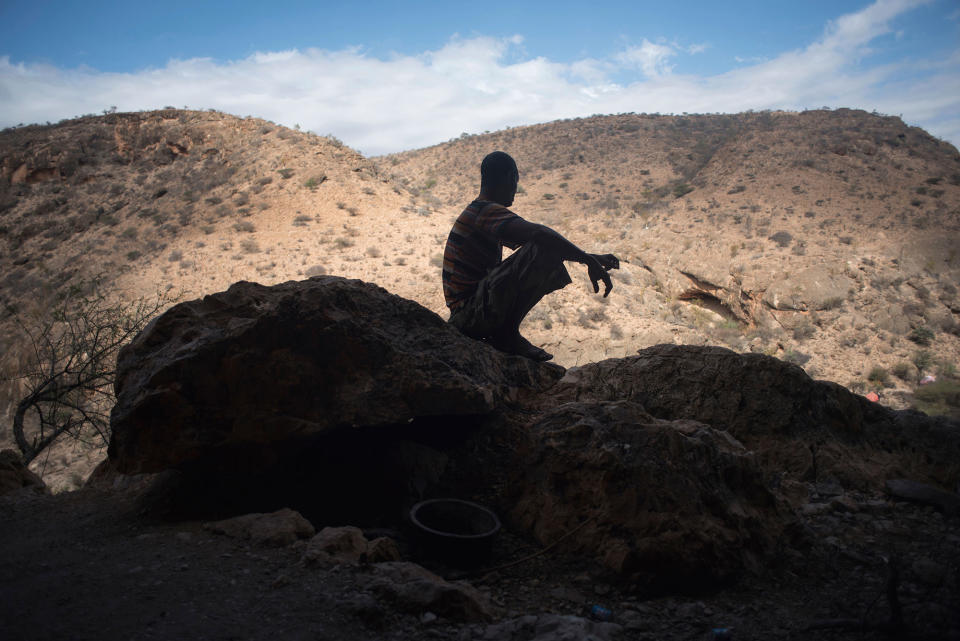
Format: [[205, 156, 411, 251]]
[[546, 345, 960, 488], [508, 400, 786, 588], [109, 277, 563, 473], [107, 277, 960, 589]]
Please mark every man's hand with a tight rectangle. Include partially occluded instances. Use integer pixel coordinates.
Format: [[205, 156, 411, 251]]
[[586, 253, 619, 297], [593, 253, 620, 270]]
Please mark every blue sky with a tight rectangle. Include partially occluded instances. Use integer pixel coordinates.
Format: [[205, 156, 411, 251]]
[[1, 0, 958, 155]]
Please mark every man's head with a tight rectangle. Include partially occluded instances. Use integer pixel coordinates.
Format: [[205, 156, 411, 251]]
[[480, 151, 519, 206]]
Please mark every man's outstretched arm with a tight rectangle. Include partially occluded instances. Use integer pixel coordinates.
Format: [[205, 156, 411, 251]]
[[500, 219, 620, 296]]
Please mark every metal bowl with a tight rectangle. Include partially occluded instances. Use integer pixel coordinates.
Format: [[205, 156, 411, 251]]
[[409, 498, 501, 566]]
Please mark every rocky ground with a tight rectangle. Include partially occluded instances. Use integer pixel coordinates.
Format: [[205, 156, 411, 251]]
[[1, 479, 958, 641]]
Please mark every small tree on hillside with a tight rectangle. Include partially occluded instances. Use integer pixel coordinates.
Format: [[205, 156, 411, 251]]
[[3, 279, 174, 465]]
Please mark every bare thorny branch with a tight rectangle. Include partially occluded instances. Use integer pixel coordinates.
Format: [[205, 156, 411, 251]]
[[4, 278, 176, 466]]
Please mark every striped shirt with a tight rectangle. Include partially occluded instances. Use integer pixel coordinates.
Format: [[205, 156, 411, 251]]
[[442, 200, 522, 310]]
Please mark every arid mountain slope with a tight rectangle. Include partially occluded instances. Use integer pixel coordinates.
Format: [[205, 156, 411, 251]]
[[380, 109, 960, 388], [1, 108, 959, 488]]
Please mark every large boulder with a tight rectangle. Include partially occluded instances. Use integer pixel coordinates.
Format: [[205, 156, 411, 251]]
[[109, 277, 563, 473], [546, 345, 960, 488], [508, 400, 788, 588], [763, 266, 851, 311]]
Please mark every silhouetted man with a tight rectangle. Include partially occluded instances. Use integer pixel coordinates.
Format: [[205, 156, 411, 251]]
[[442, 151, 620, 361]]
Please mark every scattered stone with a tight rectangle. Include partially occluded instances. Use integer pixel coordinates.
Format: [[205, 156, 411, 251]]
[[911, 557, 946, 587], [482, 614, 621, 641], [301, 527, 402, 566], [302, 526, 369, 565], [885, 479, 960, 515], [365, 536, 402, 563], [0, 449, 47, 496], [829, 495, 859, 512], [203, 508, 315, 547], [370, 561, 494, 622], [549, 586, 587, 604]]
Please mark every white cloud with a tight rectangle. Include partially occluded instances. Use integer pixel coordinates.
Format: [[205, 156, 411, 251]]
[[614, 39, 676, 77], [0, 0, 957, 155]]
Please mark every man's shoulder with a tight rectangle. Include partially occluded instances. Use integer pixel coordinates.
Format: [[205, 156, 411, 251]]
[[465, 200, 522, 220]]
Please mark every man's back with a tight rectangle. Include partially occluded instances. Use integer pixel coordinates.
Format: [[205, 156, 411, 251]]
[[442, 199, 520, 311]]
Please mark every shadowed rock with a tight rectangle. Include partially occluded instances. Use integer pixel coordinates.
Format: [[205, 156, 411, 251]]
[[507, 400, 789, 588], [546, 345, 960, 488], [105, 279, 959, 590], [109, 277, 563, 474], [0, 449, 47, 497]]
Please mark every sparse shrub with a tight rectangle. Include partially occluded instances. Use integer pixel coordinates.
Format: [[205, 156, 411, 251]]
[[200, 224, 215, 234], [334, 237, 354, 249], [793, 319, 816, 341], [913, 350, 933, 375], [727, 185, 746, 194], [769, 231, 793, 248], [205, 196, 222, 205], [913, 379, 960, 418], [784, 350, 811, 366], [278, 168, 294, 179], [429, 253, 444, 268], [126, 250, 142, 261], [937, 361, 957, 379], [543, 193, 555, 200], [293, 214, 311, 226], [908, 326, 934, 346], [304, 175, 326, 190], [838, 236, 853, 245], [366, 247, 381, 258], [892, 362, 912, 380], [848, 380, 867, 393], [168, 250, 183, 262], [234, 221, 255, 233], [121, 227, 138, 240], [305, 264, 326, 277], [868, 366, 889, 386], [240, 239, 260, 253], [672, 183, 693, 198]]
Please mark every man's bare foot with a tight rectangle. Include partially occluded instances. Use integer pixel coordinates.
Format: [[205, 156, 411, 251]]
[[488, 332, 553, 361], [514, 334, 553, 361]]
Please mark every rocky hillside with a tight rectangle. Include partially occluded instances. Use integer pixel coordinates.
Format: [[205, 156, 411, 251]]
[[1, 108, 959, 488], [380, 110, 960, 382]]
